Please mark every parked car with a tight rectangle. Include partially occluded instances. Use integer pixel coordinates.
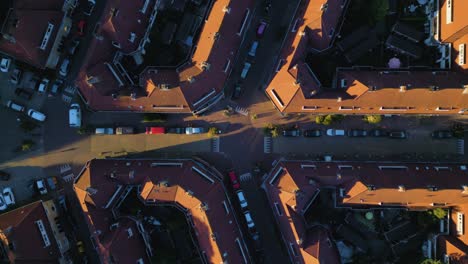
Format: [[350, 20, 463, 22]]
[[116, 127, 135, 134], [431, 130, 453, 139], [27, 109, 46, 122], [167, 127, 185, 134], [59, 58, 70, 77], [15, 88, 33, 100], [0, 197, 6, 211], [83, 0, 95, 16], [69, 40, 80, 55], [0, 171, 10, 181], [146, 127, 165, 134], [256, 21, 268, 37], [0, 57, 11, 72], [236, 190, 248, 210], [69, 104, 82, 128], [6, 100, 25, 112], [240, 62, 251, 79], [10, 68, 22, 84], [37, 78, 50, 93], [36, 179, 48, 195], [2, 188, 15, 206], [50, 79, 63, 95], [369, 129, 388, 137], [232, 84, 242, 99], [347, 129, 367, 137], [244, 211, 255, 229], [303, 129, 322, 137], [282, 129, 300, 137], [326, 129, 345, 136], [95, 128, 114, 134], [388, 131, 407, 139], [185, 127, 205, 135], [228, 170, 240, 190], [248, 41, 259, 57]]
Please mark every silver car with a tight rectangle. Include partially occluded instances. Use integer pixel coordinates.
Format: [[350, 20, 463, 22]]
[[185, 127, 205, 135]]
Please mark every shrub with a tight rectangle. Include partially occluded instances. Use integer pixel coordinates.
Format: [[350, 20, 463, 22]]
[[251, 114, 258, 120], [363, 115, 383, 124], [263, 123, 280, 137], [271, 127, 280, 138], [315, 116, 325, 124], [316, 114, 344, 125], [142, 113, 167, 123], [21, 140, 35, 151]]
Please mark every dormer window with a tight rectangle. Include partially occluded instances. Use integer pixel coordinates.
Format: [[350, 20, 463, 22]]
[[112, 41, 121, 49]]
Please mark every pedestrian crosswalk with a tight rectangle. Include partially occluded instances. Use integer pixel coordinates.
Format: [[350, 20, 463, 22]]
[[62, 173, 75, 182], [457, 139, 465, 155], [239, 173, 252, 182], [64, 85, 77, 95], [211, 137, 220, 152], [264, 136, 272, 154], [235, 106, 249, 116], [62, 94, 72, 104], [60, 164, 71, 173]]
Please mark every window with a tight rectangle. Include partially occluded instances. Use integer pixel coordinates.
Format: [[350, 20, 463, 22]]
[[291, 19, 300, 32], [40, 23, 54, 50], [223, 59, 231, 73], [446, 0, 453, 24], [222, 201, 229, 214], [270, 89, 284, 107], [459, 44, 466, 65], [237, 9, 250, 35]]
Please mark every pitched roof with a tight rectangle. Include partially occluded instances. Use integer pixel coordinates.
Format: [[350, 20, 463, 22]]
[[0, 0, 64, 69], [266, 0, 468, 115], [74, 159, 250, 264], [0, 201, 60, 263], [77, 0, 253, 113], [263, 160, 468, 263]]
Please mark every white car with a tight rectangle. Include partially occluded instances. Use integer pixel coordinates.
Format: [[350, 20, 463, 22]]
[[2, 188, 15, 206], [0, 57, 11, 72], [185, 127, 205, 135], [36, 179, 48, 195], [326, 129, 345, 136], [240, 62, 251, 79], [59, 59, 70, 77], [95, 128, 114, 134], [27, 109, 46, 122], [38, 78, 50, 93], [69, 103, 82, 128]]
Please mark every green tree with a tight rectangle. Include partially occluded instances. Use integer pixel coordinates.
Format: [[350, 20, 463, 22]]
[[207, 127, 218, 138], [419, 259, 442, 264], [369, 0, 389, 25], [142, 113, 167, 123], [20, 120, 37, 132], [363, 115, 383, 124], [315, 116, 325, 124], [431, 208, 448, 220]]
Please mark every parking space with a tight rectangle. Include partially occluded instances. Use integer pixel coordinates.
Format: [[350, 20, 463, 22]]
[[90, 134, 211, 155], [273, 131, 459, 158]]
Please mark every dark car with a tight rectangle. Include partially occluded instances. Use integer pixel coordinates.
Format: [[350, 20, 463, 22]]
[[347, 129, 367, 137], [369, 129, 388, 137], [76, 20, 86, 36], [256, 21, 268, 37], [303, 129, 322, 137], [228, 170, 240, 190], [282, 129, 300, 137], [0, 171, 10, 181], [15, 88, 33, 100], [431, 130, 453, 139], [83, 0, 95, 16], [167, 127, 186, 134], [50, 79, 63, 95], [388, 131, 407, 139], [232, 84, 242, 99]]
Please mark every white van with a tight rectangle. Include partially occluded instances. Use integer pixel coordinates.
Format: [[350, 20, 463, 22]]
[[236, 190, 248, 209], [6, 100, 25, 112], [27, 109, 46, 122], [248, 41, 259, 57], [69, 104, 82, 127]]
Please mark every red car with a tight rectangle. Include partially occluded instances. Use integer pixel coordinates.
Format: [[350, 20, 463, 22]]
[[145, 127, 165, 134], [256, 21, 268, 38], [228, 170, 240, 189], [77, 20, 86, 36]]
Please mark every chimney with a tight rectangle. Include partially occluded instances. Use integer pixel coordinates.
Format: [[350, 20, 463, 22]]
[[399, 85, 406, 92], [188, 76, 195, 83], [222, 6, 231, 13], [462, 185, 468, 194], [127, 228, 134, 238], [398, 185, 406, 192], [337, 97, 342, 102], [463, 85, 468, 94]]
